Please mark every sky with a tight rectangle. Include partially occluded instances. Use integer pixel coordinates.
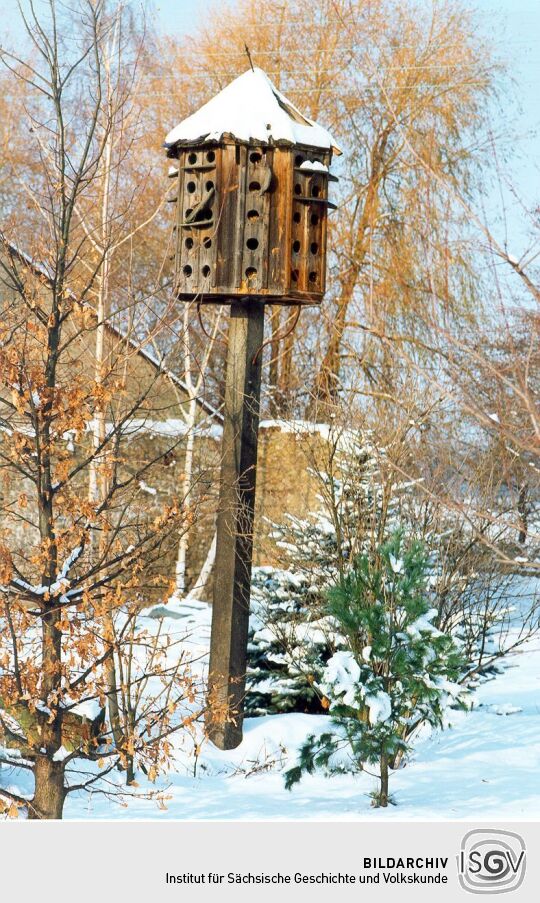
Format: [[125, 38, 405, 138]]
[[2, 0, 538, 146], [1, 0, 539, 254], [2, 0, 538, 116], [159, 0, 540, 260]]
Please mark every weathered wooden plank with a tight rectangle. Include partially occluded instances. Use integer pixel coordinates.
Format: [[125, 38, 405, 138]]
[[268, 147, 292, 295], [242, 146, 271, 292], [215, 144, 238, 292], [173, 142, 331, 305], [233, 145, 248, 291]]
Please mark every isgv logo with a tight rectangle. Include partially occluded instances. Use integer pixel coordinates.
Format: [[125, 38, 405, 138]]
[[458, 829, 526, 894]]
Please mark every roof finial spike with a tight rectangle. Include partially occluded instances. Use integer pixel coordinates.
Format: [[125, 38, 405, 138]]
[[244, 44, 255, 72]]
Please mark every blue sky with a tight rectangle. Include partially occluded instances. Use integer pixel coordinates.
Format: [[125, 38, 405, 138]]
[[2, 0, 538, 253], [156, 0, 540, 258], [3, 0, 537, 148]]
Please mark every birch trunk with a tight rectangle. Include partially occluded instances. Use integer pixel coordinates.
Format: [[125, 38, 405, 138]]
[[85, 13, 124, 755], [187, 532, 216, 601], [172, 306, 223, 598]]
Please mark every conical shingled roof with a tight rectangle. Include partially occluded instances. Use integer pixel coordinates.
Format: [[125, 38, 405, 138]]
[[164, 67, 341, 155]]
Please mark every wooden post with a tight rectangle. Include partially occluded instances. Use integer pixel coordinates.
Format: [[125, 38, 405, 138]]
[[207, 300, 265, 749]]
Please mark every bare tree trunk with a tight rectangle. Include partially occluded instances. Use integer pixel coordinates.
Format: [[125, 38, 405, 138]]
[[518, 482, 529, 544], [311, 132, 389, 413], [125, 755, 136, 786], [103, 628, 124, 753], [269, 306, 281, 416], [312, 276, 355, 412], [31, 626, 62, 811], [278, 326, 295, 416], [174, 394, 196, 595], [85, 11, 125, 762], [187, 533, 216, 601], [30, 756, 65, 820], [32, 284, 65, 816], [171, 305, 223, 597], [379, 751, 389, 808]]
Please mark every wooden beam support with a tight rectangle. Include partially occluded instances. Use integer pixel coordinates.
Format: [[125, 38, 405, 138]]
[[207, 300, 265, 749]]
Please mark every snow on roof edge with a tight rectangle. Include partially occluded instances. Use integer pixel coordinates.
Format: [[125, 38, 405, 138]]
[[165, 67, 341, 156]]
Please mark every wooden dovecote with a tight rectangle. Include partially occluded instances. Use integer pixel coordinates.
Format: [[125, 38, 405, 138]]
[[164, 68, 341, 306], [163, 69, 341, 750]]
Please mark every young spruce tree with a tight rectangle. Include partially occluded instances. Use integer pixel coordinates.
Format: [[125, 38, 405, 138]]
[[285, 532, 466, 807]]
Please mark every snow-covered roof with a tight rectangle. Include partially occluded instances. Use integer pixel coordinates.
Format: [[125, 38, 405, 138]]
[[165, 67, 341, 155]]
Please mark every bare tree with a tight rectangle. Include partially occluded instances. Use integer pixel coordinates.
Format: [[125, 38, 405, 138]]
[[0, 0, 207, 818], [160, 0, 500, 416]]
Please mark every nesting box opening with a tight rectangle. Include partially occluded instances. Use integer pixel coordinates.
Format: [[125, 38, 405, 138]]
[[164, 67, 340, 307]]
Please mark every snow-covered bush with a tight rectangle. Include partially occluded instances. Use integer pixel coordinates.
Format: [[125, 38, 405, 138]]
[[246, 423, 538, 722], [246, 566, 342, 715], [246, 427, 403, 715], [284, 532, 466, 807]]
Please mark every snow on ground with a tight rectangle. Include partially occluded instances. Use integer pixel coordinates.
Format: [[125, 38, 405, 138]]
[[67, 637, 540, 820], [3, 584, 540, 820]]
